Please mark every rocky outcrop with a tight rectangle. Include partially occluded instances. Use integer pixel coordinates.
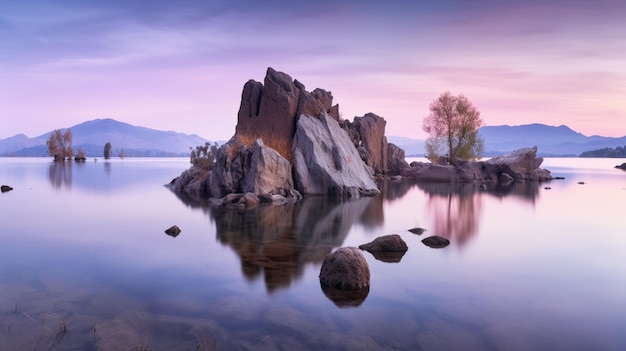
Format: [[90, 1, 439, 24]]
[[293, 113, 379, 197], [615, 162, 626, 170], [408, 146, 554, 183], [359, 234, 408, 262], [171, 67, 395, 202], [340, 113, 409, 177], [235, 67, 339, 160]]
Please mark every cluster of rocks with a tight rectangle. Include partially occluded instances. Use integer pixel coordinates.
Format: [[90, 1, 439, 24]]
[[319, 229, 449, 306], [170, 67, 410, 203], [407, 146, 554, 182], [170, 67, 556, 205]]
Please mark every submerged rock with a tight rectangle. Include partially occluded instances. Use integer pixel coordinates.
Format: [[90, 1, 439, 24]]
[[421, 235, 450, 248], [165, 225, 181, 237]]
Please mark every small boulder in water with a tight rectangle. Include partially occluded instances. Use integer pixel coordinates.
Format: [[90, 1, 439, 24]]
[[359, 234, 408, 263], [165, 225, 181, 238], [408, 227, 426, 235], [1, 185, 13, 193], [421, 235, 450, 248]]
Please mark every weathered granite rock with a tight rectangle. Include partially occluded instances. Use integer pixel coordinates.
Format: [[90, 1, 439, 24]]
[[209, 138, 247, 197], [1, 185, 13, 193], [165, 225, 181, 237], [170, 67, 391, 201], [387, 143, 411, 176], [422, 235, 450, 248], [169, 167, 212, 198], [293, 113, 379, 197], [341, 113, 409, 176], [359, 234, 408, 262], [408, 146, 553, 182], [319, 247, 370, 290], [235, 67, 339, 159], [353, 113, 388, 174], [241, 139, 294, 195], [485, 146, 551, 181]]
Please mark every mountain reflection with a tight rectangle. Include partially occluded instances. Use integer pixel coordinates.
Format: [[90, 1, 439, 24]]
[[416, 181, 542, 247], [206, 197, 375, 293]]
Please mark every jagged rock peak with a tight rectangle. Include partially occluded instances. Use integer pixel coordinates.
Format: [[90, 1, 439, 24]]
[[235, 67, 340, 159]]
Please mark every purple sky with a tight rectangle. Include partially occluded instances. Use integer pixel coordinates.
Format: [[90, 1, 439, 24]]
[[2, 0, 625, 141]]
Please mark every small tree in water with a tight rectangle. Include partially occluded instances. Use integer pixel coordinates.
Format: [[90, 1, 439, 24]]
[[75, 147, 87, 162], [104, 142, 112, 159], [422, 92, 484, 164], [46, 129, 74, 161]]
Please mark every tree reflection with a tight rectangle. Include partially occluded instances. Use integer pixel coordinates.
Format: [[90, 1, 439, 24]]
[[48, 162, 73, 189], [207, 197, 375, 293], [418, 183, 482, 246], [417, 181, 542, 247]]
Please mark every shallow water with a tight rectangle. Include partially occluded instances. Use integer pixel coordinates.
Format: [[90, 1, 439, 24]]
[[1, 157, 625, 350]]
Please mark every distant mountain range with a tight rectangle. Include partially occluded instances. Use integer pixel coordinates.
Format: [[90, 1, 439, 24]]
[[389, 123, 626, 157], [3, 120, 624, 158], [0, 118, 209, 157]]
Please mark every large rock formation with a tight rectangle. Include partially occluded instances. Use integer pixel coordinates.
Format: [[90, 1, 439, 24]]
[[171, 67, 402, 201]]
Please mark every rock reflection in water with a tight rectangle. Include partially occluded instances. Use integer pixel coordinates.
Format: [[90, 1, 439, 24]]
[[417, 181, 541, 247], [209, 196, 374, 293]]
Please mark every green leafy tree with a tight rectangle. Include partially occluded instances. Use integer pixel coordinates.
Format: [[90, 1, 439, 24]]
[[104, 142, 112, 159], [46, 129, 74, 161], [422, 92, 484, 163]]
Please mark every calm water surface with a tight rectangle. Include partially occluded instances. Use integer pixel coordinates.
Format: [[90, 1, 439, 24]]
[[1, 157, 625, 350]]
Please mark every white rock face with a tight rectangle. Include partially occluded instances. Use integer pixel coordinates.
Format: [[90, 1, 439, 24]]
[[241, 139, 294, 195], [292, 113, 379, 197]]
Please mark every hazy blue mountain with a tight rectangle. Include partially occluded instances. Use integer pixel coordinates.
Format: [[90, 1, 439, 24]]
[[389, 123, 626, 157], [387, 136, 426, 156], [480, 124, 626, 156], [1, 118, 209, 157]]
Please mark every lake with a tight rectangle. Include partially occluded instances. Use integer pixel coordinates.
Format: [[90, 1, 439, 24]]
[[1, 157, 625, 350]]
